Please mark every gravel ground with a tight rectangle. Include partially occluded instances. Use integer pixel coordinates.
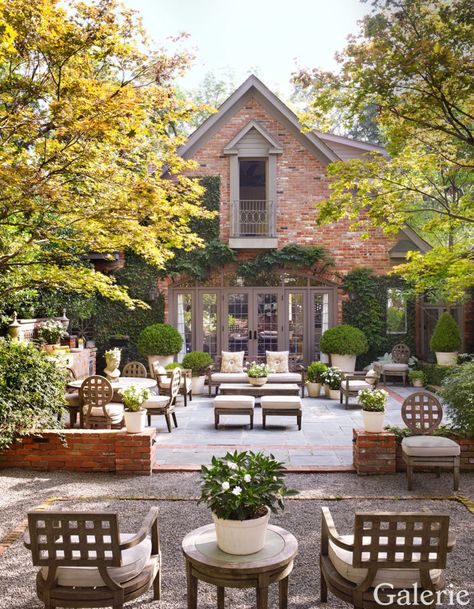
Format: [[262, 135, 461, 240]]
[[0, 469, 473, 608]]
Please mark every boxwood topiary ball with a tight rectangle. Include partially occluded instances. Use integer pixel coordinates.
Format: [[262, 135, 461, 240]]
[[320, 324, 369, 356], [137, 323, 183, 357]]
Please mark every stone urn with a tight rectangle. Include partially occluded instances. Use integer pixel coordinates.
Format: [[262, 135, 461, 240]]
[[104, 348, 122, 382]]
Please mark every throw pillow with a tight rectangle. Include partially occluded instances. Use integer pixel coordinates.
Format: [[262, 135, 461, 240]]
[[266, 350, 289, 373], [221, 351, 245, 373]]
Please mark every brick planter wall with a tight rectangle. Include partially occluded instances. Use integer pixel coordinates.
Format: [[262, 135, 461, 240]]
[[353, 429, 396, 475], [0, 429, 157, 475]]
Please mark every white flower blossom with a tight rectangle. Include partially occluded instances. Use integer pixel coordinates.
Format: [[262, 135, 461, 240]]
[[232, 486, 242, 496], [221, 481, 230, 491], [244, 474, 251, 483], [273, 476, 277, 481], [227, 461, 238, 470]]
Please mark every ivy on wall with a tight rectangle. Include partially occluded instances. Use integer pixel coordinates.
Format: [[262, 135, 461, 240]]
[[342, 267, 416, 367]]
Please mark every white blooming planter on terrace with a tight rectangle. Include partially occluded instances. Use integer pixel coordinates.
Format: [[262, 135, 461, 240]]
[[328, 388, 340, 400], [362, 410, 385, 433], [248, 376, 268, 386], [212, 507, 270, 555], [124, 410, 146, 434]]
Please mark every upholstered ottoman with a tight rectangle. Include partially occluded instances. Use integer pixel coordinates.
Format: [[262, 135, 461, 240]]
[[213, 395, 255, 429], [260, 396, 302, 430]]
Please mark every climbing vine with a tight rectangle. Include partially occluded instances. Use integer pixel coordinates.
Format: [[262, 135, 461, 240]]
[[238, 244, 332, 280]]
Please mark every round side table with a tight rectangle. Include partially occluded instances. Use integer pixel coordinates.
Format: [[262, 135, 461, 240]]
[[182, 523, 298, 609]]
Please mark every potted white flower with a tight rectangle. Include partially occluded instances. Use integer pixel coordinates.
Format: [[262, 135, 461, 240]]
[[320, 366, 344, 400], [358, 388, 388, 433], [245, 362, 273, 386], [120, 385, 150, 433], [37, 320, 66, 353]]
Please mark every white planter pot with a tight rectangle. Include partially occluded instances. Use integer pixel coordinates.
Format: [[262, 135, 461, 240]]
[[412, 379, 424, 388], [191, 375, 206, 395], [307, 382, 322, 398], [328, 388, 340, 400], [435, 352, 458, 367], [148, 354, 174, 376], [212, 508, 270, 555], [331, 354, 356, 372], [362, 410, 385, 433], [248, 376, 268, 386], [324, 384, 330, 397], [124, 409, 146, 433]]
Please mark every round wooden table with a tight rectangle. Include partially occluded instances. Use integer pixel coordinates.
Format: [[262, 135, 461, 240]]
[[182, 524, 298, 609], [68, 377, 157, 391]]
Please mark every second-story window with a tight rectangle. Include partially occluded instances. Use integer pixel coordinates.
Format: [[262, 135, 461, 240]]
[[239, 159, 267, 236]]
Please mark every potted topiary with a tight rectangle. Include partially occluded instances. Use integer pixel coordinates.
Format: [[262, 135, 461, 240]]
[[137, 323, 184, 374], [37, 320, 66, 353], [320, 366, 344, 400], [245, 362, 273, 386], [358, 388, 388, 433], [181, 351, 213, 395], [306, 361, 327, 397], [430, 312, 462, 366], [408, 370, 426, 388], [320, 325, 368, 372], [120, 385, 150, 433], [198, 450, 297, 555]]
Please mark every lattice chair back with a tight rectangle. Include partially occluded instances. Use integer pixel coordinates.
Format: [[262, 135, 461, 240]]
[[169, 367, 182, 402], [402, 392, 443, 435], [80, 375, 113, 420], [353, 512, 450, 573], [28, 511, 121, 568], [151, 360, 167, 383], [392, 343, 410, 364], [122, 361, 147, 378]]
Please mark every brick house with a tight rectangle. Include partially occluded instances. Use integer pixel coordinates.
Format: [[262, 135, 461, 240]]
[[162, 75, 470, 363]]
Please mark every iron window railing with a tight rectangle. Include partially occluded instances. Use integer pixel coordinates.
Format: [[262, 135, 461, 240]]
[[230, 200, 276, 237]]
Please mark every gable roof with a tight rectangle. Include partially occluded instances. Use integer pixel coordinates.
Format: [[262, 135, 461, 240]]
[[223, 119, 283, 154]]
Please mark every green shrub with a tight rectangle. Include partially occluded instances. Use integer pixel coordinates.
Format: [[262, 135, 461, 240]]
[[306, 361, 327, 383], [429, 312, 462, 352], [165, 362, 183, 370], [320, 325, 368, 356], [137, 324, 183, 357], [182, 351, 213, 376], [418, 362, 453, 386], [0, 339, 66, 449], [408, 370, 426, 383], [438, 361, 474, 438]]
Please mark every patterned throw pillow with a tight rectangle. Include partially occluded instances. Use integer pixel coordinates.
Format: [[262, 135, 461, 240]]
[[221, 351, 245, 373], [266, 351, 289, 373]]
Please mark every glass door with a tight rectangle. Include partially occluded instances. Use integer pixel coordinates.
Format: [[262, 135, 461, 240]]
[[310, 291, 330, 361], [225, 292, 251, 355], [255, 291, 280, 356], [286, 291, 305, 363]]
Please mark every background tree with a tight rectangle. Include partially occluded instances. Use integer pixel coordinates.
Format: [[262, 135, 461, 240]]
[[0, 0, 212, 307], [294, 0, 474, 304]]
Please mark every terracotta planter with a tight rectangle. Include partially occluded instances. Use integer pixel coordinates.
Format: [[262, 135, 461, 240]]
[[248, 377, 268, 386], [331, 354, 356, 372], [124, 409, 146, 433], [435, 352, 458, 367], [307, 382, 322, 398], [212, 508, 270, 555], [412, 379, 424, 388], [328, 388, 340, 400], [147, 354, 174, 376], [191, 375, 206, 395], [362, 410, 385, 433]]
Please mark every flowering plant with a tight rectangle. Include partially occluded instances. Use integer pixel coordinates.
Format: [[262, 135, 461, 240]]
[[245, 362, 273, 378], [358, 388, 388, 412], [119, 385, 150, 412], [198, 450, 297, 520], [320, 366, 344, 390], [37, 320, 66, 345]]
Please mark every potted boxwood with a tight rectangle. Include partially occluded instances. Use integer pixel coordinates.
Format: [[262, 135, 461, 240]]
[[320, 325, 368, 372], [120, 385, 150, 433], [181, 351, 213, 395], [37, 320, 66, 352], [430, 312, 462, 367], [198, 450, 297, 555], [358, 388, 388, 433], [137, 323, 183, 374], [306, 361, 327, 397], [408, 370, 426, 388], [245, 362, 273, 386], [320, 366, 344, 400]]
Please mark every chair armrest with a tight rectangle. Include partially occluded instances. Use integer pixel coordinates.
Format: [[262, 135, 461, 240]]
[[343, 373, 367, 381], [120, 507, 160, 555], [321, 506, 354, 552]]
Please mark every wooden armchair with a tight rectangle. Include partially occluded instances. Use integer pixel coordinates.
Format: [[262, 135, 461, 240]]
[[320, 507, 454, 608], [339, 363, 382, 409], [25, 508, 161, 609], [401, 392, 461, 490], [151, 361, 192, 407], [144, 367, 181, 432], [382, 343, 410, 385], [79, 375, 124, 429]]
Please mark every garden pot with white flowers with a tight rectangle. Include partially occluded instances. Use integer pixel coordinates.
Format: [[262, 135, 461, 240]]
[[320, 367, 344, 401], [358, 388, 388, 433], [120, 385, 150, 434], [245, 362, 273, 387], [199, 450, 297, 555]]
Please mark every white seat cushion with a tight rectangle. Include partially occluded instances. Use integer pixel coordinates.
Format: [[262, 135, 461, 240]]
[[159, 378, 186, 389], [41, 533, 152, 587], [144, 396, 169, 407], [214, 395, 255, 409], [267, 373, 302, 383], [329, 535, 442, 588], [211, 372, 249, 383], [261, 396, 302, 410], [402, 435, 460, 457], [82, 403, 124, 420], [341, 380, 372, 391], [383, 363, 409, 372]]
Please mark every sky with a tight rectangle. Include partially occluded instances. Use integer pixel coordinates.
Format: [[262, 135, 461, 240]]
[[123, 0, 370, 96]]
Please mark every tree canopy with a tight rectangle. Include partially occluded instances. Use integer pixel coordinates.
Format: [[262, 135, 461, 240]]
[[0, 0, 212, 307], [294, 0, 474, 304]]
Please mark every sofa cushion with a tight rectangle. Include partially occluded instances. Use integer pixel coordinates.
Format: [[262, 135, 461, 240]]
[[214, 395, 255, 409], [41, 533, 151, 587], [329, 535, 442, 588], [261, 396, 301, 410], [221, 351, 245, 373], [267, 372, 302, 383], [266, 351, 289, 373], [211, 372, 249, 383], [82, 403, 124, 420], [402, 435, 460, 457], [383, 363, 409, 372]]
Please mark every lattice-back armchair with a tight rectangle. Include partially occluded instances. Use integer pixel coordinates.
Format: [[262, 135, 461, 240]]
[[144, 367, 181, 432], [79, 375, 124, 429], [151, 361, 192, 406], [122, 361, 148, 378], [401, 392, 460, 490], [339, 362, 382, 409], [382, 343, 410, 385], [25, 508, 161, 609], [320, 507, 455, 608]]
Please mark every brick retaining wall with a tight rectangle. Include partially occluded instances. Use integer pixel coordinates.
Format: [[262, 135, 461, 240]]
[[0, 429, 157, 475]]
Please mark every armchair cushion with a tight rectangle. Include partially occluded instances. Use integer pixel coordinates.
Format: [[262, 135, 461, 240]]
[[221, 351, 245, 373], [266, 351, 289, 373], [82, 403, 124, 419], [329, 535, 442, 588], [383, 363, 409, 372], [402, 435, 461, 457], [341, 379, 372, 392]]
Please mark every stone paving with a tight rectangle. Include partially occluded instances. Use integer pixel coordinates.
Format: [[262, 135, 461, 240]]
[[150, 384, 418, 469]]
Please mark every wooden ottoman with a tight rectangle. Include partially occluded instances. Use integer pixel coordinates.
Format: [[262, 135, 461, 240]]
[[214, 395, 255, 429], [261, 396, 302, 430]]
